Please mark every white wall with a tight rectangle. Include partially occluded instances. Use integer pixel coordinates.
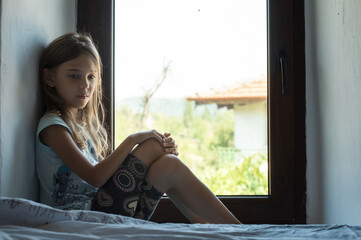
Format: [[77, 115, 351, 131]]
[[234, 101, 267, 155], [0, 0, 76, 200], [306, 0, 361, 224]]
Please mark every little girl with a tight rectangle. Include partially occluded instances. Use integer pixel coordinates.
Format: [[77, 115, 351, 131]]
[[36, 32, 240, 224]]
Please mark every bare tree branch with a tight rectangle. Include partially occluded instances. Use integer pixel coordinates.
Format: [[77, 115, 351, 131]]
[[139, 61, 171, 129]]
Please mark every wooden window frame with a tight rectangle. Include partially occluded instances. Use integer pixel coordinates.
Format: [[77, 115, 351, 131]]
[[78, 0, 306, 224]]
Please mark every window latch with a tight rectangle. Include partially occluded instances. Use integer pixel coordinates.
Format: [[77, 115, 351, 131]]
[[279, 52, 288, 95]]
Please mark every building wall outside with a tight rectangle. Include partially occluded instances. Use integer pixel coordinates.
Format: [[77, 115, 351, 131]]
[[234, 101, 267, 156]]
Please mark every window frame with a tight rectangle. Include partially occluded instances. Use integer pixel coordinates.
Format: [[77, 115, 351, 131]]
[[77, 0, 306, 224]]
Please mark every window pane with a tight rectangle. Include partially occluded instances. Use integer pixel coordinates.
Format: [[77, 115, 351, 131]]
[[114, 0, 268, 195]]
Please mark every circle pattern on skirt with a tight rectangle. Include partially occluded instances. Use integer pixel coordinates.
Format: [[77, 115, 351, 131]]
[[113, 169, 136, 192], [131, 160, 147, 178]]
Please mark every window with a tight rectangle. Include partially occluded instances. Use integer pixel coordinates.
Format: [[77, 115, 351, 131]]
[[77, 0, 306, 224], [114, 0, 268, 196]]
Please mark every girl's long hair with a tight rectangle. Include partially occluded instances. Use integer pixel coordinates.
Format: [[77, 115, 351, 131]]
[[39, 32, 109, 157]]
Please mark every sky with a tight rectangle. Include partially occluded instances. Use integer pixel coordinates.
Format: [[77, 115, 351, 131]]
[[114, 0, 267, 100]]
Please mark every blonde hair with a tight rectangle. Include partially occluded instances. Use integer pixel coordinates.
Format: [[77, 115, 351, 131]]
[[39, 32, 109, 156]]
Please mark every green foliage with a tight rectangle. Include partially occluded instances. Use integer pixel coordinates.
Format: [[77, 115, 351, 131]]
[[183, 101, 194, 127], [198, 153, 268, 195], [115, 101, 268, 195], [114, 105, 140, 146]]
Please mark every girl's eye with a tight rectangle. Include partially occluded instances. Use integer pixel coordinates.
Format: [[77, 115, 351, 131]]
[[88, 74, 96, 80], [69, 74, 80, 79]]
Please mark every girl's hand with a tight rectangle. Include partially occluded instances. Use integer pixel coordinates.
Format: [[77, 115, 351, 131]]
[[129, 129, 164, 145], [129, 130, 178, 156], [163, 132, 179, 156], [130, 130, 165, 145]]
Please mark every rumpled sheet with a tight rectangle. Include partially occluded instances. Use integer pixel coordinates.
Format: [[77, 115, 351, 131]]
[[1, 197, 360, 239]]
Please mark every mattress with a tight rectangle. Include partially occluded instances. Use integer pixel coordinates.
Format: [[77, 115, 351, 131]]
[[1, 197, 360, 239]]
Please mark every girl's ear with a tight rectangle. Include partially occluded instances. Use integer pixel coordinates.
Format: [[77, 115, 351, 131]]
[[42, 68, 55, 87]]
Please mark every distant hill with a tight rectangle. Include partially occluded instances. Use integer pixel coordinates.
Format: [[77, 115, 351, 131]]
[[116, 97, 185, 116], [116, 97, 218, 117]]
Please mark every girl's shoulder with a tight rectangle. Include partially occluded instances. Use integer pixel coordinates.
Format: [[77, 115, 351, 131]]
[[37, 112, 72, 137]]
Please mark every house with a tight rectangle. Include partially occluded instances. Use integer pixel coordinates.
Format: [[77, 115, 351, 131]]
[[0, 0, 361, 225], [187, 78, 267, 156]]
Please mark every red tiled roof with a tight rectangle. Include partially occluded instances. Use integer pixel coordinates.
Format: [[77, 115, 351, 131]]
[[187, 77, 267, 104]]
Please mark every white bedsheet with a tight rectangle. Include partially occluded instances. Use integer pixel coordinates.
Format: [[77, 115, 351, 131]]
[[1, 197, 360, 239]]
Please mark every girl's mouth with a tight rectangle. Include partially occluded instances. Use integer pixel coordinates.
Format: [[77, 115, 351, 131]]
[[78, 95, 88, 99]]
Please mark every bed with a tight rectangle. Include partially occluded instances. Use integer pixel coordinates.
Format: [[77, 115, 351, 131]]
[[0, 197, 360, 239]]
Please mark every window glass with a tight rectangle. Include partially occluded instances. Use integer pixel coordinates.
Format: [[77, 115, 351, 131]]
[[114, 0, 268, 195]]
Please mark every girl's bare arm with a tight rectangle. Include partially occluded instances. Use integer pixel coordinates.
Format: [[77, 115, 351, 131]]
[[40, 125, 166, 187]]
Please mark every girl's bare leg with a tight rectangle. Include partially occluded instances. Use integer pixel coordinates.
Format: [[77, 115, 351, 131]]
[[147, 154, 240, 224], [132, 139, 241, 224]]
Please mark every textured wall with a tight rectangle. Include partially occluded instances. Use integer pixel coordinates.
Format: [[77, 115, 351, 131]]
[[0, 0, 76, 200], [306, 0, 361, 224]]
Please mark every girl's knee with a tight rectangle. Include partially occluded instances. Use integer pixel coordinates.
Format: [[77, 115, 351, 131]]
[[137, 138, 165, 155], [131, 138, 166, 167], [147, 155, 189, 192], [152, 155, 185, 177]]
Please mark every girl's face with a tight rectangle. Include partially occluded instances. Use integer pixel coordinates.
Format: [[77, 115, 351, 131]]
[[44, 54, 98, 113]]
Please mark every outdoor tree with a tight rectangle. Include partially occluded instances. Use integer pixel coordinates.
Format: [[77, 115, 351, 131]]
[[139, 61, 171, 129]]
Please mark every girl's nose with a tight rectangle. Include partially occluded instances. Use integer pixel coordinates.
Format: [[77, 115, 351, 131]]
[[81, 77, 90, 89]]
